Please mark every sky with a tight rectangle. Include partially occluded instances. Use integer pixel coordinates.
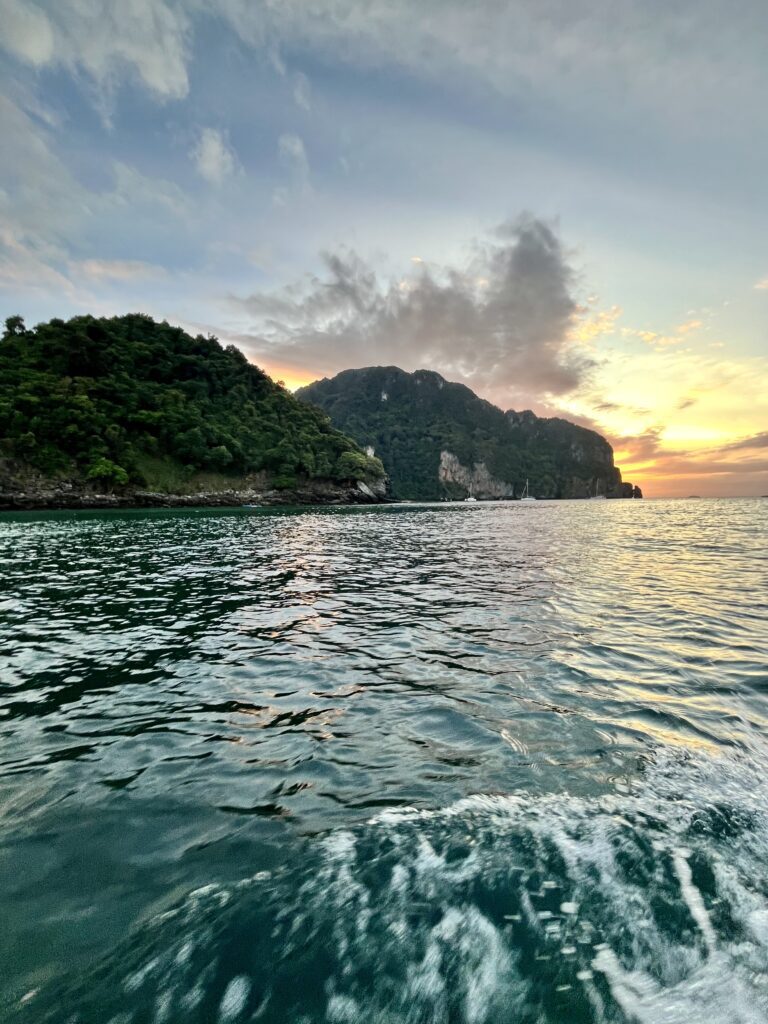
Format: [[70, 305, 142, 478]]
[[1, 0, 767, 497]]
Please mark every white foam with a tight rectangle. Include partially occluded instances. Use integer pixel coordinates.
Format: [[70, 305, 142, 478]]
[[218, 975, 250, 1022], [154, 989, 172, 1023], [673, 848, 717, 953], [593, 945, 768, 1024], [326, 993, 360, 1022], [68, 742, 768, 1023]]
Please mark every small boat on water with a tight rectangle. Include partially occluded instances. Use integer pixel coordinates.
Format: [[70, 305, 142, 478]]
[[464, 495, 478, 502], [589, 481, 606, 501], [520, 479, 536, 503], [242, 503, 260, 508]]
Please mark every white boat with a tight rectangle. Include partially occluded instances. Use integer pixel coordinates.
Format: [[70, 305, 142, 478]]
[[520, 479, 536, 503], [464, 495, 478, 502], [589, 481, 606, 501]]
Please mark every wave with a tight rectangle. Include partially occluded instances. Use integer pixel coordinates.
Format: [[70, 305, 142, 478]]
[[19, 742, 768, 1023]]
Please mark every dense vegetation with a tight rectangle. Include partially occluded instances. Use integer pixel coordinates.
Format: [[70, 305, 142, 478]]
[[298, 367, 640, 500], [0, 314, 384, 491]]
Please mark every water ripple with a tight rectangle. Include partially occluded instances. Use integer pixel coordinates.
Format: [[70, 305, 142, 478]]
[[1, 498, 766, 1020]]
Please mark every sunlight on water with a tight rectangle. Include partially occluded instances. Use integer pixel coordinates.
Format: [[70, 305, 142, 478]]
[[1, 499, 766, 1021]]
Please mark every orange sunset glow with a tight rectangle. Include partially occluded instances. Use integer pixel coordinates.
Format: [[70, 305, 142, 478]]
[[258, 299, 767, 499]]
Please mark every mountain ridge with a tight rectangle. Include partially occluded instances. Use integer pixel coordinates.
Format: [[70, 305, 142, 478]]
[[297, 365, 642, 501]]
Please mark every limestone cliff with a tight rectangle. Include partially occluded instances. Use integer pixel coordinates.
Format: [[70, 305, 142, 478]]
[[438, 451, 515, 499]]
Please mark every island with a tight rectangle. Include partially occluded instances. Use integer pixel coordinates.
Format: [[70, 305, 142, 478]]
[[0, 314, 386, 510], [298, 366, 642, 501]]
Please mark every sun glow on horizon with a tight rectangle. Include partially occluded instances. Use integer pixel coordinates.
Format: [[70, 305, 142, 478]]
[[236, 297, 768, 501], [259, 365, 318, 393]]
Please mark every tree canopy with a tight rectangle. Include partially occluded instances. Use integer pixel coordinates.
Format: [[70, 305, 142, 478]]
[[0, 314, 384, 490]]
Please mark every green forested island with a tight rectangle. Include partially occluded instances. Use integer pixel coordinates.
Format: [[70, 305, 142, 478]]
[[1, 314, 640, 510], [298, 366, 642, 500], [0, 314, 385, 508]]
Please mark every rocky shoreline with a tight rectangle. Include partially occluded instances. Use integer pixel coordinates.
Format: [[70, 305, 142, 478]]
[[0, 478, 388, 512]]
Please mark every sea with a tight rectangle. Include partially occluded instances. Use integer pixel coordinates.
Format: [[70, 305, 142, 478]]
[[1, 498, 767, 1023]]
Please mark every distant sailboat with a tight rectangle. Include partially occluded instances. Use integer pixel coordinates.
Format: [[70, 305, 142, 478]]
[[520, 479, 536, 503], [590, 481, 606, 501], [464, 493, 478, 502]]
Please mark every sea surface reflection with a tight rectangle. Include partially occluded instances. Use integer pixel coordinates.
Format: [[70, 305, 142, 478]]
[[1, 499, 767, 1021]]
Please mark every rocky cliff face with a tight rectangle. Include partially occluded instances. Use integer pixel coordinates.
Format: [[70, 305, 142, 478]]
[[438, 451, 515, 499], [298, 366, 642, 501]]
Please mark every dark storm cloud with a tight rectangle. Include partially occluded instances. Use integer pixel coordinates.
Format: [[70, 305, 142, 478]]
[[229, 216, 589, 403]]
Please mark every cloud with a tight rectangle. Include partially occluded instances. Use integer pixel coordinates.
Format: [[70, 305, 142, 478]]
[[293, 72, 312, 110], [571, 304, 622, 344], [0, 225, 78, 298], [108, 161, 191, 218], [611, 426, 665, 465], [73, 258, 166, 281], [273, 133, 311, 205], [608, 425, 768, 497], [0, 0, 191, 100], [607, 409, 768, 496], [0, 95, 192, 296], [642, 457, 768, 497], [621, 317, 705, 351], [191, 127, 238, 185], [278, 133, 309, 175], [215, 0, 768, 139], [676, 318, 704, 335], [0, 0, 54, 66], [644, 451, 768, 479], [4, 0, 766, 143], [621, 327, 661, 345], [755, 277, 768, 291], [720, 431, 768, 451], [229, 216, 586, 405], [0, 94, 81, 253]]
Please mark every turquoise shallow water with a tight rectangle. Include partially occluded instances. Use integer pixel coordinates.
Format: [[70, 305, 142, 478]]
[[1, 498, 767, 1022]]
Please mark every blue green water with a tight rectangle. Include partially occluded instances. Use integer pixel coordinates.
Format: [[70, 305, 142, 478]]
[[1, 499, 767, 1022]]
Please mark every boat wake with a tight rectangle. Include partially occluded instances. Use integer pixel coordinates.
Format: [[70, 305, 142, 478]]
[[21, 745, 768, 1023]]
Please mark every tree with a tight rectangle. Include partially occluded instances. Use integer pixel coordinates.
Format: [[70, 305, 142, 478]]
[[207, 445, 233, 470], [335, 450, 371, 480], [87, 458, 129, 489], [3, 315, 26, 338]]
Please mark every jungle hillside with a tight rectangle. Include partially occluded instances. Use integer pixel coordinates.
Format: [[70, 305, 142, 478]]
[[0, 314, 385, 497], [298, 366, 641, 501]]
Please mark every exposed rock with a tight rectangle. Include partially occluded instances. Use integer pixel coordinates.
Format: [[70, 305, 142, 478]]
[[0, 472, 387, 512], [438, 451, 515, 499], [355, 480, 376, 500]]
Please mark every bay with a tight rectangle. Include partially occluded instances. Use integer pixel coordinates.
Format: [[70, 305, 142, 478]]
[[1, 499, 767, 1022]]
